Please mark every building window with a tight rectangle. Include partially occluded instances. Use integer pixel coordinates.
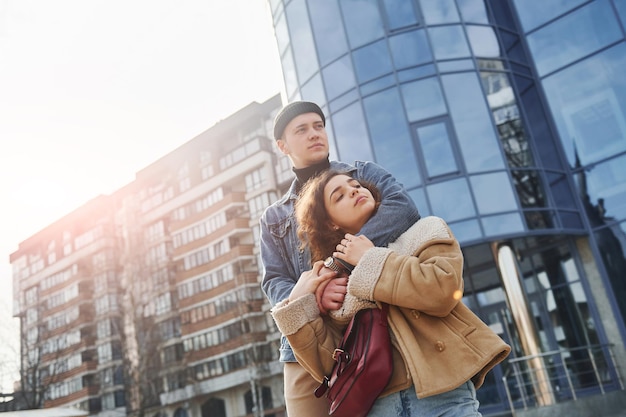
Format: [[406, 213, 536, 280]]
[[25, 287, 38, 305], [75, 226, 103, 250], [248, 192, 277, 219], [381, 0, 421, 31], [201, 164, 214, 180], [413, 118, 460, 180], [178, 265, 234, 299], [98, 343, 112, 362], [154, 292, 172, 315], [245, 168, 267, 192], [97, 319, 112, 339]]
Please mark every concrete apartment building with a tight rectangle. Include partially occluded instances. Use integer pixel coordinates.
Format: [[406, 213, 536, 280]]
[[11, 94, 289, 417]]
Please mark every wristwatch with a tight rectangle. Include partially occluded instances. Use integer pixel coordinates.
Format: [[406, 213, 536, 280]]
[[324, 256, 355, 273], [324, 256, 342, 272]]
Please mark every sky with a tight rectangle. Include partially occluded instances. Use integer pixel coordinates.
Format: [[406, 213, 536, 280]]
[[0, 0, 283, 392]]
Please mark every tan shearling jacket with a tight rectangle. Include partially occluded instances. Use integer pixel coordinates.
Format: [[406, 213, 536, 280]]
[[271, 216, 511, 399]]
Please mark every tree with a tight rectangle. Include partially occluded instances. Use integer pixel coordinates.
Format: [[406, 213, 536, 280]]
[[117, 197, 180, 417], [0, 302, 20, 410], [7, 303, 68, 409]]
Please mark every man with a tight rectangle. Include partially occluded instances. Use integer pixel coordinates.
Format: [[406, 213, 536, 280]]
[[259, 101, 420, 416]]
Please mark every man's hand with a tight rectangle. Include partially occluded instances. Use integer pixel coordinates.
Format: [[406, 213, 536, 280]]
[[315, 266, 348, 314], [289, 261, 336, 303]]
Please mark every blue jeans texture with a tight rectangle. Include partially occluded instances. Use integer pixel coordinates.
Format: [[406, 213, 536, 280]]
[[367, 381, 481, 417]]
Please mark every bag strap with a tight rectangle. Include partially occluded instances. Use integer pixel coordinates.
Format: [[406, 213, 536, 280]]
[[380, 302, 389, 321]]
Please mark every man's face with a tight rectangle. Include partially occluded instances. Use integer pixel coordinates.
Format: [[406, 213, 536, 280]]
[[276, 112, 329, 169]]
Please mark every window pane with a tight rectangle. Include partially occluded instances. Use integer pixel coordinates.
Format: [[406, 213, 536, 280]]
[[286, 0, 318, 83], [339, 0, 384, 48], [332, 102, 374, 162], [616, 0, 626, 27], [579, 155, 626, 223], [511, 0, 588, 32], [281, 49, 299, 99], [389, 30, 432, 70], [442, 73, 504, 172], [382, 0, 419, 29], [545, 172, 576, 210], [524, 210, 556, 230], [457, 0, 489, 24], [480, 70, 535, 166], [427, 178, 476, 221], [429, 26, 471, 60], [363, 88, 422, 188], [527, 1, 621, 76], [482, 213, 525, 236], [309, 0, 348, 66], [360, 74, 395, 96], [470, 172, 518, 214], [595, 221, 626, 320], [322, 55, 356, 100], [416, 122, 457, 178], [301, 73, 326, 107], [558, 211, 583, 229], [398, 64, 436, 82], [542, 44, 626, 168], [467, 26, 500, 57], [489, 0, 517, 31], [274, 12, 290, 55], [401, 77, 446, 122], [409, 188, 429, 217], [437, 59, 474, 73], [421, 0, 460, 24], [353, 40, 393, 83], [450, 219, 482, 244], [515, 80, 563, 170]]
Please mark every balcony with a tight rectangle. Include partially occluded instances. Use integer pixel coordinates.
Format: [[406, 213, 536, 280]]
[[172, 217, 251, 257], [170, 192, 247, 231], [44, 385, 100, 408], [176, 244, 255, 282]]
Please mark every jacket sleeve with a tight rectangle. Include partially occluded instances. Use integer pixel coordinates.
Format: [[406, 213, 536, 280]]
[[355, 161, 421, 247], [271, 294, 345, 382], [259, 209, 297, 307], [348, 217, 464, 317]]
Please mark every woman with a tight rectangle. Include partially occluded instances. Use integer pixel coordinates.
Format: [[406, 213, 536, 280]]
[[271, 170, 511, 416]]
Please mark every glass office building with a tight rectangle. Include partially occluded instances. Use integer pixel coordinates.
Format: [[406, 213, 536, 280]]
[[267, 0, 626, 414]]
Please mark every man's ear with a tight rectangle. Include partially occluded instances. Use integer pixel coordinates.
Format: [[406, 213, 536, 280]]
[[276, 139, 289, 155]]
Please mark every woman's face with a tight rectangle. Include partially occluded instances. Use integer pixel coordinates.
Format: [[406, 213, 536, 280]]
[[323, 174, 377, 234]]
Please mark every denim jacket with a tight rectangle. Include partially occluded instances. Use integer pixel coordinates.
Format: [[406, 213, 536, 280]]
[[260, 160, 420, 362]]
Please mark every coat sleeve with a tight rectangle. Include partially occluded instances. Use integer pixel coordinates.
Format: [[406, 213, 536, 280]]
[[348, 217, 464, 317], [271, 294, 345, 382]]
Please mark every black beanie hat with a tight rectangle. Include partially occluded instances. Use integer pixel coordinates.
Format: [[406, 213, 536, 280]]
[[273, 101, 326, 140]]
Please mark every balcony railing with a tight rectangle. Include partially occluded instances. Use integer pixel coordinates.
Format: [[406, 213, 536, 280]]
[[502, 344, 624, 414]]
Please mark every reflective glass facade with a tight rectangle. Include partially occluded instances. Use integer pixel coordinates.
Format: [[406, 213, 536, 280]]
[[268, 0, 626, 414]]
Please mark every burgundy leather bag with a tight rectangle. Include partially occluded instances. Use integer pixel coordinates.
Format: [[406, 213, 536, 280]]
[[314, 303, 392, 417]]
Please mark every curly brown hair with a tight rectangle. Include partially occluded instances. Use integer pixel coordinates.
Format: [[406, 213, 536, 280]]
[[294, 169, 381, 264]]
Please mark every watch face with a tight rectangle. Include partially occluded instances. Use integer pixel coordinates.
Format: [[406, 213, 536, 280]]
[[324, 256, 341, 272]]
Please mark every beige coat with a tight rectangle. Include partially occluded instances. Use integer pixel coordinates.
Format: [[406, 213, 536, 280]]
[[271, 216, 511, 399]]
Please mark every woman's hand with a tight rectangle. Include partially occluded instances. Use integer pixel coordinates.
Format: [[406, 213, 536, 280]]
[[334, 233, 374, 267], [289, 260, 337, 304]]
